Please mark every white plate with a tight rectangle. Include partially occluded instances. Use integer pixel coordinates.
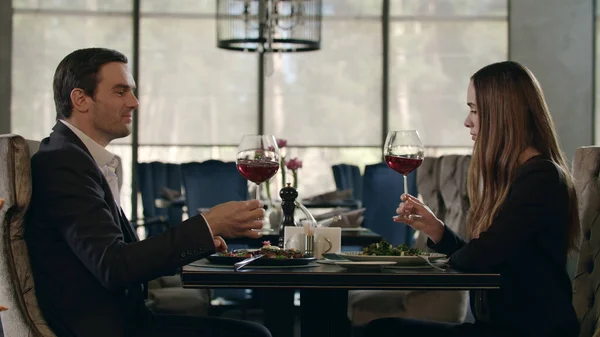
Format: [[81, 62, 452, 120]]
[[316, 259, 339, 265], [336, 252, 447, 266], [334, 261, 396, 271]]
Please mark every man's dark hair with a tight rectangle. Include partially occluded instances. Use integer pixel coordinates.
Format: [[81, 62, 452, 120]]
[[53, 48, 128, 120]]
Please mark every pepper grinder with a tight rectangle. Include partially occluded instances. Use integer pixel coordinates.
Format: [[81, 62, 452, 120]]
[[278, 183, 298, 248]]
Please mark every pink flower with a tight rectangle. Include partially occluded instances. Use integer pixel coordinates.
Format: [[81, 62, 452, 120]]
[[262, 240, 271, 246], [276, 138, 287, 149], [285, 158, 303, 171]]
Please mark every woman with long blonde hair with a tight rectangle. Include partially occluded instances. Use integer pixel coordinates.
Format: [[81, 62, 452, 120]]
[[366, 61, 580, 337]]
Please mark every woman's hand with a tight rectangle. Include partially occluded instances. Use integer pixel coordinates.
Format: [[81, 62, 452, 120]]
[[394, 194, 445, 243]]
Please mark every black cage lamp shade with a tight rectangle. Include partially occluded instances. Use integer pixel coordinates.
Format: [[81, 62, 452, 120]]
[[216, 0, 322, 52]]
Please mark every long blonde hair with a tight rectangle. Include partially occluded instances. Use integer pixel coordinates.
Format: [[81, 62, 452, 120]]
[[467, 61, 580, 252]]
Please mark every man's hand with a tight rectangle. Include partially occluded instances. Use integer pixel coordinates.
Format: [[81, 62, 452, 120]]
[[203, 200, 265, 239], [213, 236, 228, 253]]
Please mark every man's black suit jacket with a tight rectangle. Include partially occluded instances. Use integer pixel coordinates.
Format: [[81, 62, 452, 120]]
[[25, 122, 216, 337]]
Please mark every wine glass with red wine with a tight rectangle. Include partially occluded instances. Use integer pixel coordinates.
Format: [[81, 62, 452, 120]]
[[384, 130, 424, 199], [236, 135, 281, 200]]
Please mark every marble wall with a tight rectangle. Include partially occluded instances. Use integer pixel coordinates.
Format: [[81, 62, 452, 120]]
[[509, 0, 595, 162], [509, 0, 596, 282]]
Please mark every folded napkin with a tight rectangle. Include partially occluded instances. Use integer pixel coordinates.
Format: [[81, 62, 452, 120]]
[[313, 208, 352, 222], [320, 208, 366, 228], [303, 189, 353, 203]]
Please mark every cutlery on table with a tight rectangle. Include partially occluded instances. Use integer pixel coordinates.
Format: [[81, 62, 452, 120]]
[[234, 254, 264, 271], [419, 255, 448, 272], [393, 214, 423, 221]]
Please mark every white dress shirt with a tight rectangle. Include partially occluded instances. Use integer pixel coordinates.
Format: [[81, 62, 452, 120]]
[[60, 120, 216, 238], [60, 120, 121, 206]]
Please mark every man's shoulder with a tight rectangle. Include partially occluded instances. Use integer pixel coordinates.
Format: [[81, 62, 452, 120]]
[[32, 136, 94, 170]]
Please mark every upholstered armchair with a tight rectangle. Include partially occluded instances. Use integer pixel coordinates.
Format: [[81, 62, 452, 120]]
[[414, 155, 471, 248], [0, 134, 55, 336], [572, 146, 600, 337], [348, 155, 471, 326]]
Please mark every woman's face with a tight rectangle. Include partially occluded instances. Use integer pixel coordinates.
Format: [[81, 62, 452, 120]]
[[464, 81, 479, 141]]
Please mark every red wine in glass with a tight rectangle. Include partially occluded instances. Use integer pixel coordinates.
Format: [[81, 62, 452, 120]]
[[236, 135, 281, 201], [236, 159, 280, 185], [384, 130, 425, 220], [384, 155, 423, 176]]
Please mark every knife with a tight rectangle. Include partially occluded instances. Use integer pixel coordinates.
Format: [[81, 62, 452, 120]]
[[234, 254, 264, 271]]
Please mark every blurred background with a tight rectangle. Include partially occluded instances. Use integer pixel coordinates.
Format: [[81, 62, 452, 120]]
[[0, 0, 595, 220]]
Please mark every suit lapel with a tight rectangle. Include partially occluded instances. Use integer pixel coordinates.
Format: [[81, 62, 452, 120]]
[[51, 122, 137, 242]]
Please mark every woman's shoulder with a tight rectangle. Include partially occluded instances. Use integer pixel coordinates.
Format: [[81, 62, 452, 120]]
[[513, 155, 566, 189]]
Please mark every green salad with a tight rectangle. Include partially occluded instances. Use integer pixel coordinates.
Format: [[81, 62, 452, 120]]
[[362, 240, 422, 256]]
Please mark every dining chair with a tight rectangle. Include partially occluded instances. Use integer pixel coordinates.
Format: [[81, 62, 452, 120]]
[[572, 146, 600, 337], [136, 165, 211, 317], [181, 160, 248, 216], [136, 162, 184, 237], [0, 134, 56, 336], [349, 155, 471, 327], [361, 162, 417, 247], [332, 164, 363, 202], [180, 160, 250, 309]]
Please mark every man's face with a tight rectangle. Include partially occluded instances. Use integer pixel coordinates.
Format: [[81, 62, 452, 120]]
[[87, 62, 138, 144]]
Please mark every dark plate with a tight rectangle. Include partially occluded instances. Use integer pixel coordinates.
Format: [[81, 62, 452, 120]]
[[206, 254, 317, 266]]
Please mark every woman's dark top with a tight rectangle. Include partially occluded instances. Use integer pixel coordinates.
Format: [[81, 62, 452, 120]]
[[429, 156, 579, 337]]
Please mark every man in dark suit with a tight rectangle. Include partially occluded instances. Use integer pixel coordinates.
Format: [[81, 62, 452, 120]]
[[25, 48, 271, 337]]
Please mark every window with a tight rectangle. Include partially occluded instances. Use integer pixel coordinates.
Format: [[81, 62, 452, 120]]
[[12, 0, 134, 212], [263, 0, 383, 198], [11, 0, 507, 217], [12, 1, 133, 141], [139, 2, 257, 146], [389, 0, 508, 147]]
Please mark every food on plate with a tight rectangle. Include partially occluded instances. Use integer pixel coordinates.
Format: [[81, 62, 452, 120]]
[[218, 241, 306, 259], [362, 240, 423, 256], [260, 240, 280, 251]]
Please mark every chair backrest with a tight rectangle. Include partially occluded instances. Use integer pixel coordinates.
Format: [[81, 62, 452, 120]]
[[181, 160, 248, 217], [0, 134, 55, 336], [572, 146, 600, 337], [136, 162, 183, 236], [414, 155, 471, 250], [332, 164, 363, 201], [361, 162, 417, 246]]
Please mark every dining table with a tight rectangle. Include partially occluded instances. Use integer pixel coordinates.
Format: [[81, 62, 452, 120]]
[[181, 260, 501, 337]]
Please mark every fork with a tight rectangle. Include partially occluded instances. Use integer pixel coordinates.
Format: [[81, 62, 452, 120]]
[[233, 254, 264, 272], [419, 256, 448, 272], [393, 214, 423, 221]]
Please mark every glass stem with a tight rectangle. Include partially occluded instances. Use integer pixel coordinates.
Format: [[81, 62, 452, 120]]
[[403, 175, 409, 197], [255, 183, 261, 200]]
